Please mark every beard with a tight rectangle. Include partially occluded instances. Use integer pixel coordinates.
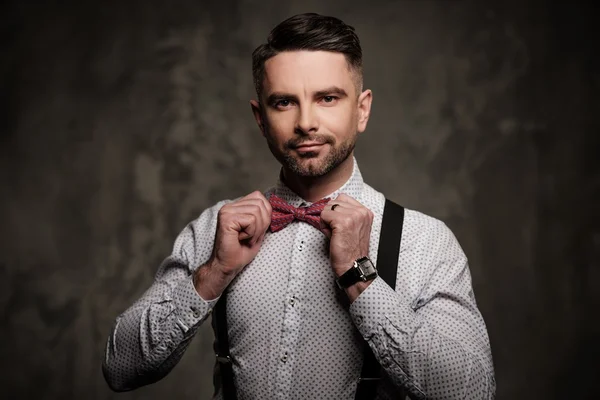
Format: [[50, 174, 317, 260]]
[[266, 131, 357, 178]]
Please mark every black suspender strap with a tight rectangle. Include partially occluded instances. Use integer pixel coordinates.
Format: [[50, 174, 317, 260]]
[[214, 292, 237, 400], [214, 197, 404, 400], [375, 199, 404, 291], [354, 198, 405, 400]]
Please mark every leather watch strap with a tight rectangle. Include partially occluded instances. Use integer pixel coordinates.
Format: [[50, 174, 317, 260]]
[[336, 264, 362, 289]]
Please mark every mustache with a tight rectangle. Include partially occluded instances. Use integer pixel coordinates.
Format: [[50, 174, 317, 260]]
[[288, 136, 333, 149]]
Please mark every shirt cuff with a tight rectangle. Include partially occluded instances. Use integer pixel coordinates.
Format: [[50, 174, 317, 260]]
[[349, 277, 412, 340], [172, 277, 220, 333]]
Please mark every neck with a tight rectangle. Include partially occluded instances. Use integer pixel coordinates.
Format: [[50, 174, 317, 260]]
[[281, 155, 355, 203]]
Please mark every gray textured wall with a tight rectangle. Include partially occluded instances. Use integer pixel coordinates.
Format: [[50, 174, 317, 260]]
[[1, 0, 598, 399]]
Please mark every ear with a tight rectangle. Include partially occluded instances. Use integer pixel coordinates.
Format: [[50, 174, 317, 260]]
[[356, 89, 373, 133], [250, 99, 266, 137]]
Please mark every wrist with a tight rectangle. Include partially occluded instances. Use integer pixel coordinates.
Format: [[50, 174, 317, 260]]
[[335, 256, 377, 297], [344, 280, 372, 303], [332, 255, 366, 277], [193, 260, 232, 300]]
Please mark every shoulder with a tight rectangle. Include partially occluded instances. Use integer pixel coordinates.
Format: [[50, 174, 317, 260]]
[[404, 208, 453, 241], [186, 198, 234, 232], [361, 182, 464, 259], [404, 209, 463, 257]]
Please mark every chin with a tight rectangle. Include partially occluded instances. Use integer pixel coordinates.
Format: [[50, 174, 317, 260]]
[[285, 152, 338, 177], [269, 139, 354, 178]]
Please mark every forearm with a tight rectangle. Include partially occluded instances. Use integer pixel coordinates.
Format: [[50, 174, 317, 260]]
[[349, 278, 495, 399], [103, 267, 218, 391], [366, 312, 493, 399]]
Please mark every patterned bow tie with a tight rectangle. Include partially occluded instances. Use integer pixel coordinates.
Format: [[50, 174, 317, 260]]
[[269, 194, 331, 233]]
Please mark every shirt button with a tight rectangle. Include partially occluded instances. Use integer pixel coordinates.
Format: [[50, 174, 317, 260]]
[[281, 352, 288, 363], [289, 297, 295, 306], [191, 307, 200, 318]]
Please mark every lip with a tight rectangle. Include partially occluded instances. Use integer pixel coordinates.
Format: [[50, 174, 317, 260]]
[[295, 142, 326, 151]]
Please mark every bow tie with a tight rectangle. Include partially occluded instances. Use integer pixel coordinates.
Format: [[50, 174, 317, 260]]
[[269, 194, 331, 233]]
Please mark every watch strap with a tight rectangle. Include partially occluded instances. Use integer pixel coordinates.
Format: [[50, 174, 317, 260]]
[[336, 257, 377, 289], [336, 262, 362, 289]]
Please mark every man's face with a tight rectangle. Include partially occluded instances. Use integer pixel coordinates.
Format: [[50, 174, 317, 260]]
[[251, 50, 372, 177]]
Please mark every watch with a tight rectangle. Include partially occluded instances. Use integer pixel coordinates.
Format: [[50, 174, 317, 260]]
[[335, 256, 377, 290]]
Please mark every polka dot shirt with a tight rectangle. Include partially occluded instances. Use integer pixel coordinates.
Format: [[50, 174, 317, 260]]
[[103, 156, 496, 399]]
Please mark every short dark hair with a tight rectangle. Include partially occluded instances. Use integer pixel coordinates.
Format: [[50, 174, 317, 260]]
[[252, 13, 363, 98]]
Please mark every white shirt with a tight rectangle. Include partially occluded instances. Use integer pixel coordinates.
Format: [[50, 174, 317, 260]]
[[103, 156, 496, 399]]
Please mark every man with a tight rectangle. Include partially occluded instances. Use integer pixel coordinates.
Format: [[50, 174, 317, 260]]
[[103, 13, 496, 400]]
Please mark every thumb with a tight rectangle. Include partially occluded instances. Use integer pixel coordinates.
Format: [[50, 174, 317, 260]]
[[320, 217, 332, 239]]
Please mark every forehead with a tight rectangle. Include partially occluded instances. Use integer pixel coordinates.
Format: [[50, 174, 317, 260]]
[[262, 50, 355, 95]]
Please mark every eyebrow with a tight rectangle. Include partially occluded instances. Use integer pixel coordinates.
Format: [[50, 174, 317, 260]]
[[266, 86, 349, 105], [314, 86, 348, 98]]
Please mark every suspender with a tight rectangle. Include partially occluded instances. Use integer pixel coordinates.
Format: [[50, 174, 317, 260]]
[[214, 198, 405, 400], [214, 291, 237, 400], [354, 198, 404, 400]]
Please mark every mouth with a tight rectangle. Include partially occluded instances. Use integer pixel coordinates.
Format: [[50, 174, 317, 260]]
[[294, 142, 327, 152]]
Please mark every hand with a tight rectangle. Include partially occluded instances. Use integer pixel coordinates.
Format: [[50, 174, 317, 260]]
[[319, 194, 374, 277], [195, 191, 272, 299]]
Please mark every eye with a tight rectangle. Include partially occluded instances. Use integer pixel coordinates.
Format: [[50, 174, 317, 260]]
[[321, 96, 339, 104], [274, 99, 293, 109]]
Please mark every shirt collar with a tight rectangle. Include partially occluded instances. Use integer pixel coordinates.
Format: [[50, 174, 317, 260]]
[[269, 156, 364, 208]]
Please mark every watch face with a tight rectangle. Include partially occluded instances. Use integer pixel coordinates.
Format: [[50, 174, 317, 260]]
[[358, 258, 377, 278]]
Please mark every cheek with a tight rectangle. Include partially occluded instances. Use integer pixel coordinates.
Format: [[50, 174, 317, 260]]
[[319, 105, 356, 133], [265, 112, 296, 142]]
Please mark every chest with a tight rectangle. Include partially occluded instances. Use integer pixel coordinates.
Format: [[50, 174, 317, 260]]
[[225, 222, 350, 332]]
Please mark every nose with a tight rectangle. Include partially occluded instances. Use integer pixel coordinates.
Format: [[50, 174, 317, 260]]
[[295, 103, 319, 134]]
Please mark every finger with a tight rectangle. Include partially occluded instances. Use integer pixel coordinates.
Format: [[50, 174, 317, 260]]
[[320, 202, 352, 225], [320, 209, 336, 232], [239, 190, 272, 217], [224, 205, 266, 244], [336, 196, 373, 220], [256, 231, 266, 245], [245, 190, 272, 215], [328, 196, 372, 221], [328, 203, 345, 212], [237, 196, 271, 221], [233, 197, 272, 232], [225, 212, 258, 241], [221, 206, 260, 237], [319, 211, 330, 228]]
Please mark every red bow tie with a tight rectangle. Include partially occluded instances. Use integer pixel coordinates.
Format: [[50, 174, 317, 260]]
[[269, 194, 331, 233]]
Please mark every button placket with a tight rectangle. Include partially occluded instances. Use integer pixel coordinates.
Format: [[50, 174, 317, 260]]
[[276, 227, 308, 395]]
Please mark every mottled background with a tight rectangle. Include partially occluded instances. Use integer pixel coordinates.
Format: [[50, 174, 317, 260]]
[[1, 0, 598, 399]]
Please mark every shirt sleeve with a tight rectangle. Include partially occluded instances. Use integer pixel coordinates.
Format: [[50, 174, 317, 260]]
[[102, 202, 225, 392], [349, 219, 496, 399]]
